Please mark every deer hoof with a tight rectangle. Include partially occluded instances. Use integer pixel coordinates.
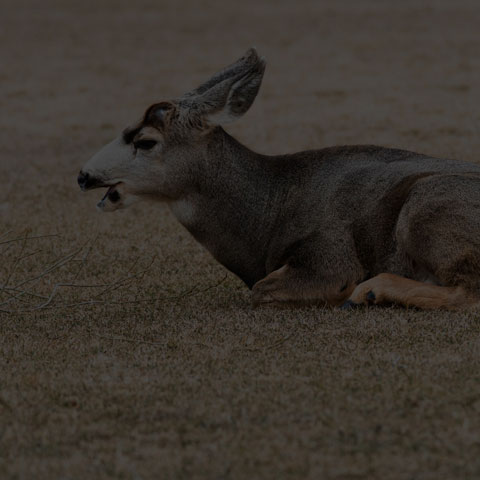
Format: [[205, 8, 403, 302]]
[[366, 290, 376, 303], [340, 299, 361, 310]]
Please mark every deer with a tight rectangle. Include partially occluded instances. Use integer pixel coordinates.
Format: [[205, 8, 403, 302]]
[[78, 48, 480, 310]]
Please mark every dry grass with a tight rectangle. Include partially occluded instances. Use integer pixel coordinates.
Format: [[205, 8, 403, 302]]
[[1, 1, 480, 478]]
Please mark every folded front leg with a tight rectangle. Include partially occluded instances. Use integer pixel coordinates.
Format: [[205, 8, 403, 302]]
[[252, 265, 355, 308]]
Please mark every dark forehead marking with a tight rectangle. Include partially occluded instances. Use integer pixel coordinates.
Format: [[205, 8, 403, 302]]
[[122, 125, 142, 145], [121, 102, 173, 144]]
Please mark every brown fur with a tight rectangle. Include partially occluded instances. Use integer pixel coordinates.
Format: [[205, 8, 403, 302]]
[[80, 49, 480, 311]]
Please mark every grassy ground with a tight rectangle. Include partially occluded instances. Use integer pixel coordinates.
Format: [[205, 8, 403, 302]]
[[1, 1, 480, 478]]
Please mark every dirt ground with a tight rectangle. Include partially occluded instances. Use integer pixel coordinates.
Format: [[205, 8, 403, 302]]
[[1, 0, 480, 478]]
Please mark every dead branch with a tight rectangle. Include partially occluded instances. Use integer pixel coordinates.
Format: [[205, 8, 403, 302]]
[[0, 233, 59, 246]]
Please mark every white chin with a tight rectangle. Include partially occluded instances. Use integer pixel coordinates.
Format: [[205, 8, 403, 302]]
[[96, 185, 140, 212]]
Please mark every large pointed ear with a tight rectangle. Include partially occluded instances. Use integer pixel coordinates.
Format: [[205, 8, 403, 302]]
[[180, 48, 266, 125]]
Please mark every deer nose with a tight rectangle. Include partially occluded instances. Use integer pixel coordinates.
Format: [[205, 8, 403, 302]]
[[77, 171, 91, 191]]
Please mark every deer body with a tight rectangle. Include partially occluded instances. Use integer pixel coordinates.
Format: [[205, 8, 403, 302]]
[[78, 49, 480, 310]]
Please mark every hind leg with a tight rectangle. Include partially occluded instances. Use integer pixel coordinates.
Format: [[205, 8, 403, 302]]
[[343, 273, 477, 310], [395, 174, 480, 301], [344, 174, 480, 310]]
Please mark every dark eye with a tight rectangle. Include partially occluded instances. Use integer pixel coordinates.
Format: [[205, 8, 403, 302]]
[[133, 139, 157, 151]]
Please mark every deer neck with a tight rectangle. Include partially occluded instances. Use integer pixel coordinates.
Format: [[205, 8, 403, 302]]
[[168, 127, 281, 287]]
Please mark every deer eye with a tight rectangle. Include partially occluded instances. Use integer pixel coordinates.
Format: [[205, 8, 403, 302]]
[[133, 139, 157, 151]]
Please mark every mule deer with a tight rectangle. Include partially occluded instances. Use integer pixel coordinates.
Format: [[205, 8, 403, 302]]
[[78, 48, 480, 310]]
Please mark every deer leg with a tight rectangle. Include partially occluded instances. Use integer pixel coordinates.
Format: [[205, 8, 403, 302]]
[[252, 265, 355, 308], [342, 273, 476, 310]]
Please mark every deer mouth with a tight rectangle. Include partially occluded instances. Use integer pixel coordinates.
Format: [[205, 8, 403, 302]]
[[103, 184, 121, 203], [97, 183, 124, 212]]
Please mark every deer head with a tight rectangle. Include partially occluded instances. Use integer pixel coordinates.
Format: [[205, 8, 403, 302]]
[[78, 48, 266, 212]]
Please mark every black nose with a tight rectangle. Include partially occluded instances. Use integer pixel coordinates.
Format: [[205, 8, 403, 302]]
[[77, 171, 90, 190]]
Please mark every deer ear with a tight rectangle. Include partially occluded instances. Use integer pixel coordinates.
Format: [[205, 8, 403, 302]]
[[206, 59, 265, 125], [184, 47, 262, 98], [203, 60, 266, 125], [180, 49, 266, 125]]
